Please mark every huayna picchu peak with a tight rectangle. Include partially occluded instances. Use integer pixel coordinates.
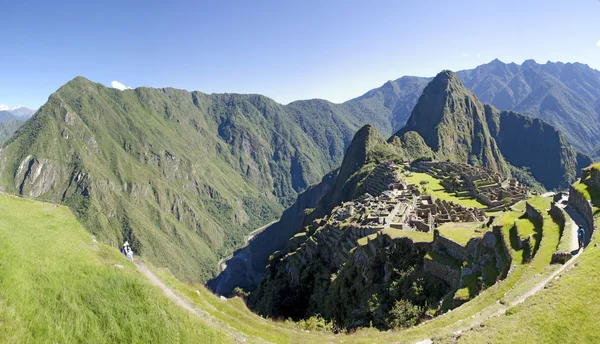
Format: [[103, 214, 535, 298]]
[[393, 70, 590, 190]]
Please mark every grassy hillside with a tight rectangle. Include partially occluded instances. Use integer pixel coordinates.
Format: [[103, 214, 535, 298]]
[[0, 193, 230, 343], [0, 77, 381, 282]]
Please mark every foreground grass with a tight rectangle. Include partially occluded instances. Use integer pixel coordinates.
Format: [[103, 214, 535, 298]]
[[457, 241, 600, 343], [0, 194, 229, 344], [404, 172, 486, 209]]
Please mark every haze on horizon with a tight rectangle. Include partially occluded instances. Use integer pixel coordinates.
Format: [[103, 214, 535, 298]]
[[1, 0, 599, 109]]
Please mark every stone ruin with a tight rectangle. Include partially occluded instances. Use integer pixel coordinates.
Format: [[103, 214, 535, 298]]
[[321, 161, 487, 237], [411, 160, 527, 209]]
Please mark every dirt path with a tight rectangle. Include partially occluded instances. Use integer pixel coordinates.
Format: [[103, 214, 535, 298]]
[[135, 260, 252, 343]]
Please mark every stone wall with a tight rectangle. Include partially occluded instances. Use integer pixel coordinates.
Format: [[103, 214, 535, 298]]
[[549, 202, 571, 264], [549, 202, 566, 232], [423, 258, 460, 287], [433, 230, 469, 262], [581, 166, 600, 190], [568, 185, 594, 243], [525, 202, 543, 222], [492, 225, 512, 268]]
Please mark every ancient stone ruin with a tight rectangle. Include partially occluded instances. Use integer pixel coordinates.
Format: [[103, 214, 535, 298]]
[[410, 160, 528, 209]]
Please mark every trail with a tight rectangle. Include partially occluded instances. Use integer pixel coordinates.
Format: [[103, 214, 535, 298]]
[[135, 260, 252, 343]]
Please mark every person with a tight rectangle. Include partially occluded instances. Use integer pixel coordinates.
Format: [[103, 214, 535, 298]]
[[122, 241, 129, 256], [577, 226, 585, 249], [126, 246, 134, 262]]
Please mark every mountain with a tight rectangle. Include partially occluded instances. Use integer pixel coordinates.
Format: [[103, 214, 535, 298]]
[[456, 59, 600, 157], [0, 110, 20, 122], [8, 106, 36, 118], [0, 119, 25, 142], [336, 60, 600, 158], [394, 70, 590, 190], [0, 77, 374, 282]]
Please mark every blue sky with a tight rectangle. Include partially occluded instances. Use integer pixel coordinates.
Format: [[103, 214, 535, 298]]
[[1, 0, 599, 109]]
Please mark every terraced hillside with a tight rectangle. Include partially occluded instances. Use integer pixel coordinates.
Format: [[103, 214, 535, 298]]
[[2, 161, 599, 343]]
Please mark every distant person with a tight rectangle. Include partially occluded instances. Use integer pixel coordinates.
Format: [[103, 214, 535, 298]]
[[578, 227, 585, 249], [122, 241, 130, 257], [126, 247, 134, 262]]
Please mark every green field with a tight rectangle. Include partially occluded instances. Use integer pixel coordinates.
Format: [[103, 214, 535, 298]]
[[404, 171, 486, 208]]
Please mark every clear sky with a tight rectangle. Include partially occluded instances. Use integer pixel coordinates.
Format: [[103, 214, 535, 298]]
[[1, 0, 599, 109]]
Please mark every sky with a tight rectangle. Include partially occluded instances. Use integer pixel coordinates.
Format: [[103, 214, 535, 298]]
[[1, 0, 599, 109]]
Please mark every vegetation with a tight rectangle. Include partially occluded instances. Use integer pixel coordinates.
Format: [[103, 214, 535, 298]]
[[393, 70, 589, 190], [437, 222, 486, 245], [0, 194, 228, 343]]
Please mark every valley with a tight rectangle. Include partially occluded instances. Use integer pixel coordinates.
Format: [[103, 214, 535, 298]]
[[2, 62, 600, 344]]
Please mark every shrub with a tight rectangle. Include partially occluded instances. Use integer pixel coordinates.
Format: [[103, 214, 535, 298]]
[[385, 299, 422, 329]]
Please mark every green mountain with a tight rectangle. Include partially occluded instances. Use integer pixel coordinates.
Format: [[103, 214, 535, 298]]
[[335, 60, 600, 158], [394, 70, 590, 190], [0, 119, 24, 142], [0, 77, 374, 282]]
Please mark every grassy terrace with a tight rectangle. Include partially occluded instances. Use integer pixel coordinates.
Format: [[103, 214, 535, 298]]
[[437, 222, 486, 245], [404, 171, 486, 209], [0, 194, 228, 343], [357, 228, 433, 246], [457, 228, 600, 343]]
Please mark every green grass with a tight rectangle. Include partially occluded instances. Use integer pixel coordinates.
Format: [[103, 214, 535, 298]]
[[556, 209, 573, 253], [457, 239, 600, 343], [0, 194, 231, 343], [425, 251, 462, 269], [437, 222, 485, 245], [404, 172, 486, 208], [357, 228, 433, 246]]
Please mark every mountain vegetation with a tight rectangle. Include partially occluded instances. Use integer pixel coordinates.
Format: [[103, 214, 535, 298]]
[[394, 70, 590, 190], [0, 77, 374, 282]]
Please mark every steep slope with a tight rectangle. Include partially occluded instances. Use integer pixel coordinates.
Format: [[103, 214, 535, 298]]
[[394, 70, 588, 190], [0, 119, 24, 142], [0, 110, 21, 122], [396, 71, 509, 175], [0, 77, 364, 282], [0, 194, 229, 343], [209, 125, 394, 295], [338, 60, 600, 157]]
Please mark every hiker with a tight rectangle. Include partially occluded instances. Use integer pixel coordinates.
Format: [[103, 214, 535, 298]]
[[122, 241, 129, 256], [126, 246, 134, 262], [578, 226, 586, 249]]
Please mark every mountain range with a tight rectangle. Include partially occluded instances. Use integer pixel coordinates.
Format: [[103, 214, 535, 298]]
[[0, 59, 598, 285]]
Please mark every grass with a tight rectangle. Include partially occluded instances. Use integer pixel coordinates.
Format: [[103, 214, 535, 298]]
[[456, 239, 600, 343], [403, 171, 486, 209], [0, 193, 231, 343], [357, 228, 433, 246], [437, 222, 486, 245], [556, 209, 574, 253], [425, 251, 462, 269]]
